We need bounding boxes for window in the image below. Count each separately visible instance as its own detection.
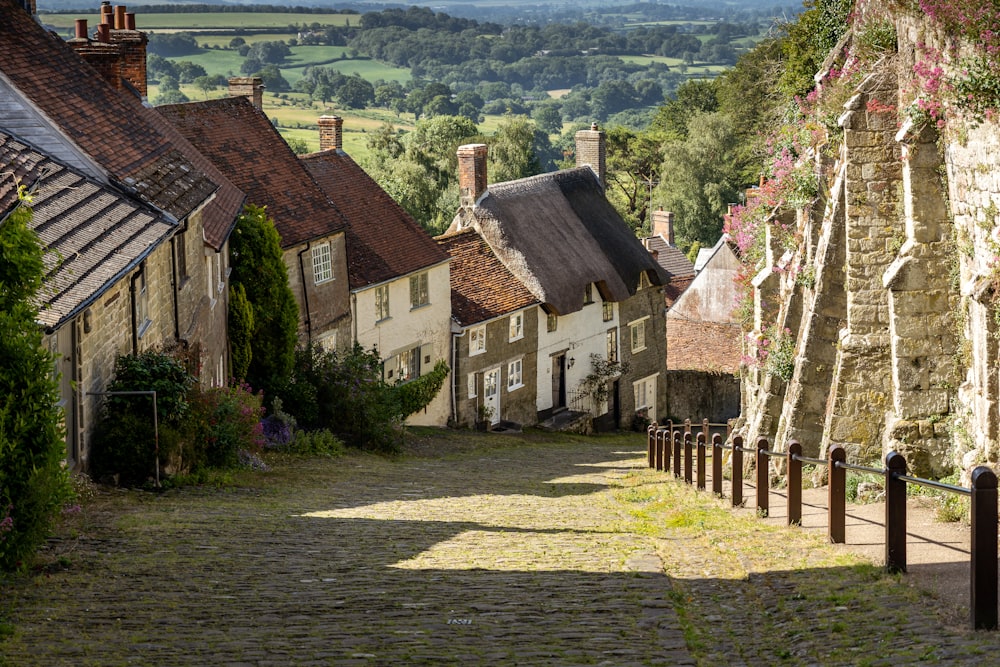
[317,331,337,352]
[176,231,188,284]
[312,243,333,284]
[509,312,523,341]
[470,325,486,355]
[387,346,420,383]
[607,328,618,363]
[584,283,594,304]
[375,285,390,321]
[629,317,648,353]
[507,358,523,390]
[467,373,477,398]
[602,300,614,322]
[546,312,558,332]
[633,375,657,422]
[410,272,429,308]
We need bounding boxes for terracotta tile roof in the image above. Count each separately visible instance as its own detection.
[458,168,669,315]
[0,2,242,249]
[664,275,694,308]
[666,320,742,374]
[157,97,346,248]
[301,149,449,289]
[644,234,695,279]
[436,228,538,327]
[0,131,176,330]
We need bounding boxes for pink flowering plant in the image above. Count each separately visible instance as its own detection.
[189,381,266,470]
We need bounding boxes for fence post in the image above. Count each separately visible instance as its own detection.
[828,445,846,544]
[673,430,682,479]
[787,441,802,526]
[970,466,998,630]
[732,435,744,507]
[702,418,710,450]
[756,437,769,517]
[665,421,674,473]
[684,432,693,484]
[647,423,656,468]
[885,451,907,574]
[697,432,706,490]
[712,434,723,496]
[655,427,664,471]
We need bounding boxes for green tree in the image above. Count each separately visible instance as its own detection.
[0,190,73,570]
[532,103,563,135]
[487,115,541,182]
[605,126,664,234]
[194,75,217,99]
[655,111,742,250]
[228,204,299,398]
[228,282,254,382]
[336,76,375,109]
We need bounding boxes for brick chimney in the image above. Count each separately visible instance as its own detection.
[69,4,148,98]
[457,143,488,209]
[228,76,264,110]
[575,122,606,189]
[651,208,676,246]
[318,115,343,152]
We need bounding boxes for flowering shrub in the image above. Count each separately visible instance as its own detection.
[743,326,795,381]
[189,381,265,470]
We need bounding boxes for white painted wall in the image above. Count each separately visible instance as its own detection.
[535,297,617,414]
[352,260,452,426]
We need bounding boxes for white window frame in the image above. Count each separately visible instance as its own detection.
[312,242,333,284]
[607,328,618,363]
[602,300,614,322]
[507,358,523,391]
[470,325,486,356]
[387,345,420,383]
[375,284,390,321]
[629,317,648,353]
[546,312,558,332]
[508,312,524,342]
[409,272,429,309]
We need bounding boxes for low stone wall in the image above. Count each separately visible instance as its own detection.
[666,370,740,424]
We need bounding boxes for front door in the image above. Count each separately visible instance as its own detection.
[551,353,566,410]
[484,367,501,425]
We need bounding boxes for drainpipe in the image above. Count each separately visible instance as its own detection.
[297,242,312,342]
[169,236,180,341]
[129,271,140,355]
[351,291,358,344]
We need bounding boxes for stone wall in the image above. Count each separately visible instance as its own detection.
[665,370,740,424]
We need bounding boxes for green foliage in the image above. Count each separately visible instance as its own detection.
[103,350,196,423]
[487,115,543,182]
[0,198,74,570]
[282,429,346,457]
[187,383,265,469]
[228,282,254,383]
[605,125,665,234]
[577,354,630,407]
[229,204,299,398]
[393,360,450,419]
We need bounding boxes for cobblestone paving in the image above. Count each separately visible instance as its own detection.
[1,432,996,666]
[1,436,693,666]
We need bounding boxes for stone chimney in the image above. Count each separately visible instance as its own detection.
[318,115,343,152]
[457,143,488,209]
[575,122,606,189]
[651,208,676,246]
[228,76,264,110]
[69,4,148,98]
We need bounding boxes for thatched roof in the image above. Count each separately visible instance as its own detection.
[462,167,668,315]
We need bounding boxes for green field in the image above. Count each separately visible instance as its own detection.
[39,12,355,31]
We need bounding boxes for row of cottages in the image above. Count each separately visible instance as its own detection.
[155,92,454,426]
[440,132,670,431]
[0,0,245,469]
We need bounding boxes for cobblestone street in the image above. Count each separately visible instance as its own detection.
[0,431,993,665]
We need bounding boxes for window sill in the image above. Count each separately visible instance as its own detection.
[507,382,524,392]
[631,346,646,354]
[136,318,152,339]
[470,349,486,357]
[410,302,431,311]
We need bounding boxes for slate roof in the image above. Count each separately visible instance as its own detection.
[0,1,242,249]
[436,228,538,328]
[301,148,448,290]
[666,320,742,374]
[157,97,347,248]
[0,131,176,330]
[454,167,669,316]
[644,234,695,279]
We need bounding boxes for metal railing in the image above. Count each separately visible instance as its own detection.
[645,421,999,631]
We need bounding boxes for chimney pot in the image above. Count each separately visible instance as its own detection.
[96,22,110,43]
[125,12,136,30]
[74,18,88,40]
[114,5,126,30]
[457,143,488,209]
[318,115,343,152]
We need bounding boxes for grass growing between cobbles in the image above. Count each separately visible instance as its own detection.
[613,466,990,666]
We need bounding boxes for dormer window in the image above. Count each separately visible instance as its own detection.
[312,242,333,284]
[410,272,429,309]
[509,312,524,341]
[584,283,594,304]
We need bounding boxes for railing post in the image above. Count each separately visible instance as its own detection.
[647,423,656,468]
[696,432,706,490]
[684,432,693,484]
[702,418,709,450]
[732,435,744,507]
[970,466,998,630]
[673,430,682,479]
[665,420,674,473]
[787,441,802,526]
[828,445,846,544]
[655,427,664,471]
[712,434,723,496]
[885,451,907,574]
[756,437,769,517]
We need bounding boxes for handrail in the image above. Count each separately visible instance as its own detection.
[643,422,999,630]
